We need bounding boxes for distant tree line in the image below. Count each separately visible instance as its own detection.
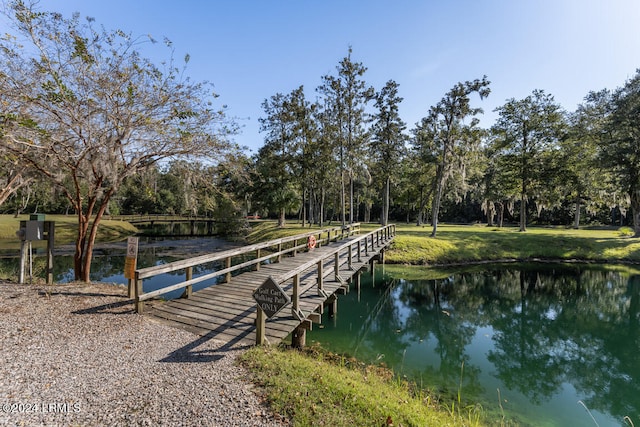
[3,2,640,282]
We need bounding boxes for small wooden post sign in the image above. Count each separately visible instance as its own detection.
[253,277,290,319]
[125,236,138,298]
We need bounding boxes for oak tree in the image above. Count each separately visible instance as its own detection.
[492,90,564,232]
[0,1,236,281]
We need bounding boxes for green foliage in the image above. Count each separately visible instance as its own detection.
[491,90,566,232]
[413,76,490,236]
[0,1,236,280]
[600,70,640,235]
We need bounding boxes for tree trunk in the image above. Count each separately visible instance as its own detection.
[74,213,89,281]
[519,192,527,232]
[382,176,389,226]
[573,199,581,229]
[301,187,306,225]
[349,173,354,224]
[416,187,424,226]
[431,165,446,237]
[632,190,640,237]
[319,188,325,227]
[278,207,285,228]
[340,170,346,227]
[486,200,495,227]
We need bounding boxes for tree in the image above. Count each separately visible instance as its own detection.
[601,70,640,236]
[0,97,39,208]
[415,77,490,237]
[257,90,300,227]
[370,80,407,225]
[310,98,341,226]
[317,47,374,225]
[480,138,520,227]
[492,90,564,232]
[562,91,614,228]
[0,2,236,281]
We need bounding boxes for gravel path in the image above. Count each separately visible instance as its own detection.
[0,281,289,426]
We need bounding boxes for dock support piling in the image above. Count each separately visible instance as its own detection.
[135,276,144,313]
[225,257,231,283]
[182,266,193,298]
[291,324,307,349]
[327,294,338,317]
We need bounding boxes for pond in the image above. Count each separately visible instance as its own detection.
[0,237,237,299]
[306,263,640,427]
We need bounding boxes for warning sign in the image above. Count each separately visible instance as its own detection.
[124,236,139,279]
[124,256,137,279]
[253,277,290,318]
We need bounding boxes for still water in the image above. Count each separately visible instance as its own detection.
[307,263,640,427]
[0,237,234,299]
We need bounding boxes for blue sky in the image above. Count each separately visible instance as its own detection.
[5,1,640,153]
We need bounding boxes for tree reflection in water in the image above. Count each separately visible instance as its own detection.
[308,263,640,426]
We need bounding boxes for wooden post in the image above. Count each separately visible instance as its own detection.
[357,240,361,262]
[256,248,261,271]
[317,260,324,295]
[45,221,55,285]
[292,274,301,319]
[19,240,27,284]
[277,243,282,262]
[291,324,306,349]
[293,239,297,257]
[135,274,144,313]
[334,252,340,281]
[354,272,361,291]
[182,266,193,298]
[327,294,338,317]
[225,256,231,283]
[256,306,266,345]
[348,245,353,270]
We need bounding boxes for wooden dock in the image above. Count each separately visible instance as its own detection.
[134,224,395,348]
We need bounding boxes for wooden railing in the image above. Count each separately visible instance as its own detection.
[132,223,362,312]
[109,214,213,223]
[254,224,396,344]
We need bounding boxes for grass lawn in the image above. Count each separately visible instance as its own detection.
[0,214,138,248]
[248,220,640,265]
[240,345,483,427]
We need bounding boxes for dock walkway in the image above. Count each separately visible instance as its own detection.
[134,224,395,347]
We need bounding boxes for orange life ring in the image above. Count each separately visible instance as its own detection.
[307,235,317,250]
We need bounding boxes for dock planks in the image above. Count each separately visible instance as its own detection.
[144,233,393,348]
